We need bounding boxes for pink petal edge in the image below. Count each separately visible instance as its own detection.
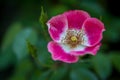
[47,14,68,42]
[70,43,101,56]
[48,41,79,63]
[63,10,91,29]
[83,18,105,46]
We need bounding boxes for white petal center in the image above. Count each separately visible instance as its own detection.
[59,29,89,53]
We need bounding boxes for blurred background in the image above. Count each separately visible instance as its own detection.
[0,0,120,80]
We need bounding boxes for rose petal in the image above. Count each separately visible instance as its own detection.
[70,43,101,56]
[48,41,79,63]
[47,14,68,42]
[60,44,86,53]
[83,18,105,46]
[64,10,90,29]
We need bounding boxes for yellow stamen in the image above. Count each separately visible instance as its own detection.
[71,36,77,42]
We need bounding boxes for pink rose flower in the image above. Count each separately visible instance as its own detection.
[46,10,105,63]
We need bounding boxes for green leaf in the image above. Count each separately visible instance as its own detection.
[39,6,49,41]
[1,22,22,51]
[109,52,120,72]
[38,70,51,80]
[39,6,48,26]
[70,59,92,69]
[70,68,98,80]
[79,1,104,17]
[13,28,38,60]
[50,66,67,80]
[9,58,33,80]
[104,18,120,42]
[60,0,78,5]
[0,46,16,70]
[37,39,54,67]
[27,41,37,58]
[91,53,112,80]
[49,5,68,16]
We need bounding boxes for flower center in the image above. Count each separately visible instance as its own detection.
[71,36,77,42]
[61,29,85,48]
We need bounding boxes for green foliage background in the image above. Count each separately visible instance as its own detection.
[0,0,120,80]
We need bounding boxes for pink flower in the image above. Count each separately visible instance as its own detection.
[46,10,105,63]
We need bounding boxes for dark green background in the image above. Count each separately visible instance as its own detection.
[0,0,120,80]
